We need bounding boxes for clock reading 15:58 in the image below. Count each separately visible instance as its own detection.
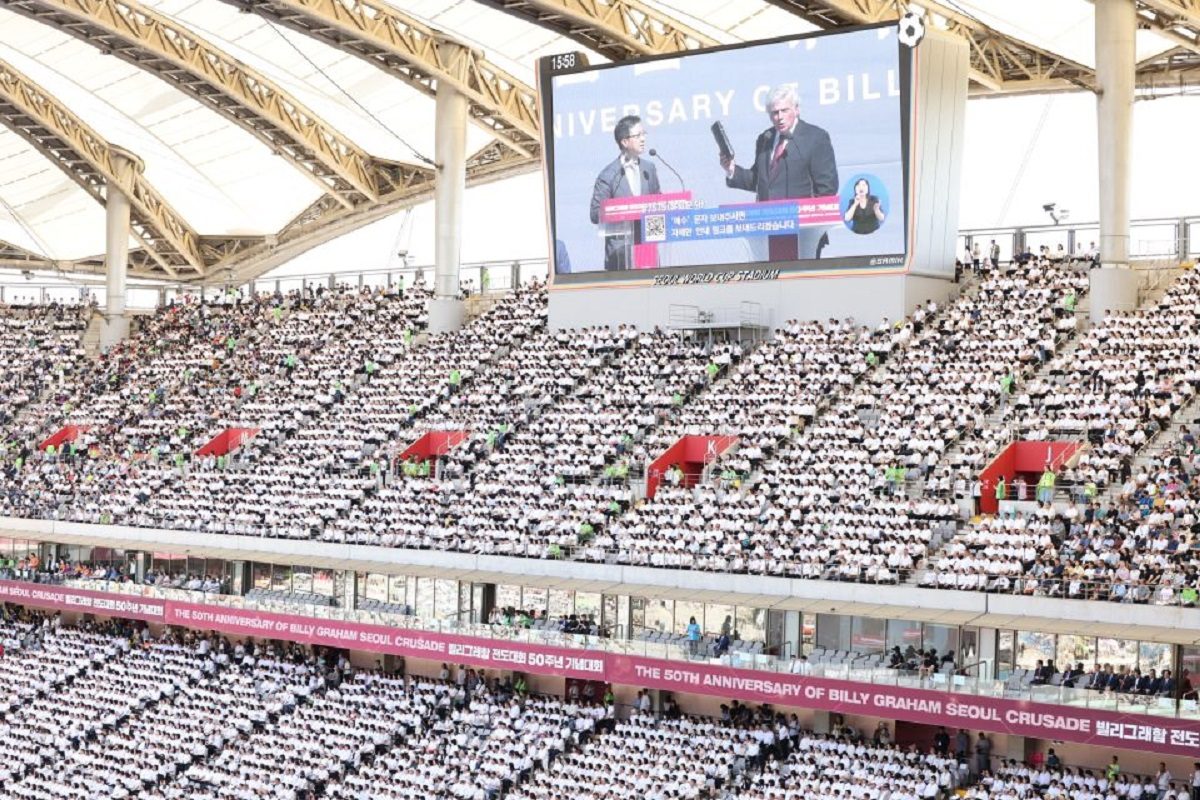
[549,52,581,72]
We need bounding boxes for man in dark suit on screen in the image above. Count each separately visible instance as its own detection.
[590,115,662,271]
[721,85,838,260]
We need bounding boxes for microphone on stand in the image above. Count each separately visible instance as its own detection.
[649,148,685,192]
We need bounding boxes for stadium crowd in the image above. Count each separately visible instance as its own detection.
[0,260,1198,602]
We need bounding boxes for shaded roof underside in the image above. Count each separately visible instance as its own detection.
[0,0,1196,282]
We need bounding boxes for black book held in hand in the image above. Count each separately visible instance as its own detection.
[711,121,734,161]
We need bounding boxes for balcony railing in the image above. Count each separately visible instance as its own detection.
[50,576,1200,722]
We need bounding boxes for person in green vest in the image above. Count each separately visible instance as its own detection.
[1063,289,1077,314]
[272,305,283,322]
[1181,585,1198,607]
[1036,469,1056,504]
[671,391,683,406]
[705,361,719,380]
[365,359,378,377]
[418,460,431,478]
[225,335,237,352]
[613,461,628,480]
[514,675,527,695]
[174,452,185,471]
[994,475,1006,503]
[45,444,56,460]
[578,521,594,542]
[285,353,298,373]
[999,372,1014,406]
[547,542,563,559]
[404,328,414,346]
[449,369,462,387]
[480,266,491,292]
[866,350,879,367]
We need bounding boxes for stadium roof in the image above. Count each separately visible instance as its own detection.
[0,0,1197,283]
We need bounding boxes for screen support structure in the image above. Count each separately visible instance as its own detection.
[430,83,468,333]
[101,148,135,350]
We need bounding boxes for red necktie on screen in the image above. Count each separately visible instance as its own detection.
[769,136,788,179]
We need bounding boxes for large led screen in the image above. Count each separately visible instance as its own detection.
[539,24,912,283]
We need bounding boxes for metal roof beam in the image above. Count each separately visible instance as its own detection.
[764,0,1096,94]
[1134,0,1200,54]
[221,0,541,159]
[473,0,717,59]
[217,142,534,285]
[5,0,386,208]
[0,56,205,276]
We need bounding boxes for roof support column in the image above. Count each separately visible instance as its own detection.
[1091,0,1139,322]
[100,149,136,350]
[429,82,468,333]
[1095,0,1135,270]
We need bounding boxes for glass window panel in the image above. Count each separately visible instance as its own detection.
[1180,646,1200,694]
[415,578,435,619]
[736,607,767,643]
[496,584,521,611]
[1139,642,1172,674]
[362,573,387,602]
[886,619,922,651]
[1189,222,1200,255]
[604,595,620,631]
[1016,631,1056,670]
[997,630,1015,674]
[630,597,645,631]
[801,614,815,656]
[434,579,459,620]
[574,592,601,619]
[853,617,887,654]
[643,598,673,634]
[521,587,548,613]
[387,576,406,606]
[271,564,291,592]
[312,569,335,597]
[960,628,979,668]
[1057,635,1096,671]
[676,600,705,637]
[816,614,852,652]
[460,584,474,621]
[252,563,272,591]
[548,590,574,619]
[1096,638,1138,670]
[706,604,735,638]
[292,567,313,595]
[923,625,960,661]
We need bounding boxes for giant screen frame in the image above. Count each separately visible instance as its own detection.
[538,22,916,288]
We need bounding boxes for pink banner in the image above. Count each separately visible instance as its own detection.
[0,580,165,621]
[6,583,1200,757]
[600,192,693,223]
[165,602,606,680]
[607,655,1200,758]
